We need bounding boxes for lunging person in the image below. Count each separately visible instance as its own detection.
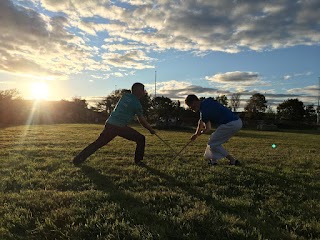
[73,83,155,166]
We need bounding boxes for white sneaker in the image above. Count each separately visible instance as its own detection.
[204,145,213,159]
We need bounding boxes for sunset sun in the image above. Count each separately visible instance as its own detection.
[31,82,49,100]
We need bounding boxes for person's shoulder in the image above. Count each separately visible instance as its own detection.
[123,92,135,100]
[202,97,216,105]
[127,93,142,105]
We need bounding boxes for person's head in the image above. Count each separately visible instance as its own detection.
[185,94,200,112]
[131,82,146,99]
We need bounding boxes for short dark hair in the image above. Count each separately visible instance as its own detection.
[131,82,144,93]
[185,94,199,106]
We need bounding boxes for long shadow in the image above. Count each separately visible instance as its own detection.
[80,163,317,239]
[79,165,187,238]
[141,165,291,239]
[232,165,319,239]
[243,165,320,197]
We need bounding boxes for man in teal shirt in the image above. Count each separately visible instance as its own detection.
[73,83,156,165]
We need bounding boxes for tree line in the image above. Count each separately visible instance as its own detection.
[0,89,318,129]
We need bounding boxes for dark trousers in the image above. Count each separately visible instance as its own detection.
[76,123,145,162]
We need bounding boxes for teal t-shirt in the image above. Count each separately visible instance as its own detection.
[106,93,143,127]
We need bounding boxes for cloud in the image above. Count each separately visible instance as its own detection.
[113,72,124,77]
[102,43,144,52]
[38,0,320,54]
[145,80,233,101]
[102,50,155,69]
[204,71,270,92]
[282,71,313,80]
[144,80,318,108]
[85,80,318,108]
[0,0,93,79]
[205,71,260,83]
[283,75,291,80]
[288,85,319,96]
[2,0,320,83]
[128,0,319,53]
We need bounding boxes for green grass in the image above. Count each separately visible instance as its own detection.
[0,124,319,240]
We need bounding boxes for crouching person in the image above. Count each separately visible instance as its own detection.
[185,94,242,166]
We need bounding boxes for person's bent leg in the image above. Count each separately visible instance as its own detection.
[208,119,242,165]
[73,124,117,165]
[117,127,145,164]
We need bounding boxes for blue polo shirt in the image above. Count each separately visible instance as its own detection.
[200,98,239,126]
[106,93,143,127]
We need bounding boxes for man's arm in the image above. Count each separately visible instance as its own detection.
[137,115,156,134]
[190,120,211,141]
[202,121,211,134]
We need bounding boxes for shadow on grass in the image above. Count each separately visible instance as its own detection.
[243,165,320,198]
[230,165,320,239]
[80,163,318,239]
[142,165,292,239]
[79,165,188,239]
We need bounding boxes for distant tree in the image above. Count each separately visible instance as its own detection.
[0,89,21,126]
[0,89,20,100]
[244,93,267,119]
[230,93,241,112]
[216,95,228,107]
[140,92,152,121]
[304,105,317,123]
[70,97,89,122]
[72,97,88,109]
[151,96,182,125]
[96,89,130,114]
[277,98,305,121]
[264,106,276,121]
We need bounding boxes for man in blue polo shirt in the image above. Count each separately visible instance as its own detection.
[185,94,242,166]
[73,83,155,166]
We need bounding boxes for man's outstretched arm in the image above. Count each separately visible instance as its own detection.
[137,115,156,134]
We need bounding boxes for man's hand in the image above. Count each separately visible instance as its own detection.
[190,134,198,141]
[190,130,205,141]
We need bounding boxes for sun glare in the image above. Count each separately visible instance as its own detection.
[31,82,49,100]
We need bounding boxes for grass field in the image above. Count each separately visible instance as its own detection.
[0,124,319,240]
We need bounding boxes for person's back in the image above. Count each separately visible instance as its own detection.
[106,92,143,127]
[200,98,238,126]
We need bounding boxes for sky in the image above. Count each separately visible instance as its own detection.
[1,0,320,109]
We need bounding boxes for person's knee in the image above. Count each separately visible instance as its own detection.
[136,134,145,145]
[210,145,224,153]
[209,145,219,152]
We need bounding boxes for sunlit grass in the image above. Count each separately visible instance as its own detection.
[0,124,319,239]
